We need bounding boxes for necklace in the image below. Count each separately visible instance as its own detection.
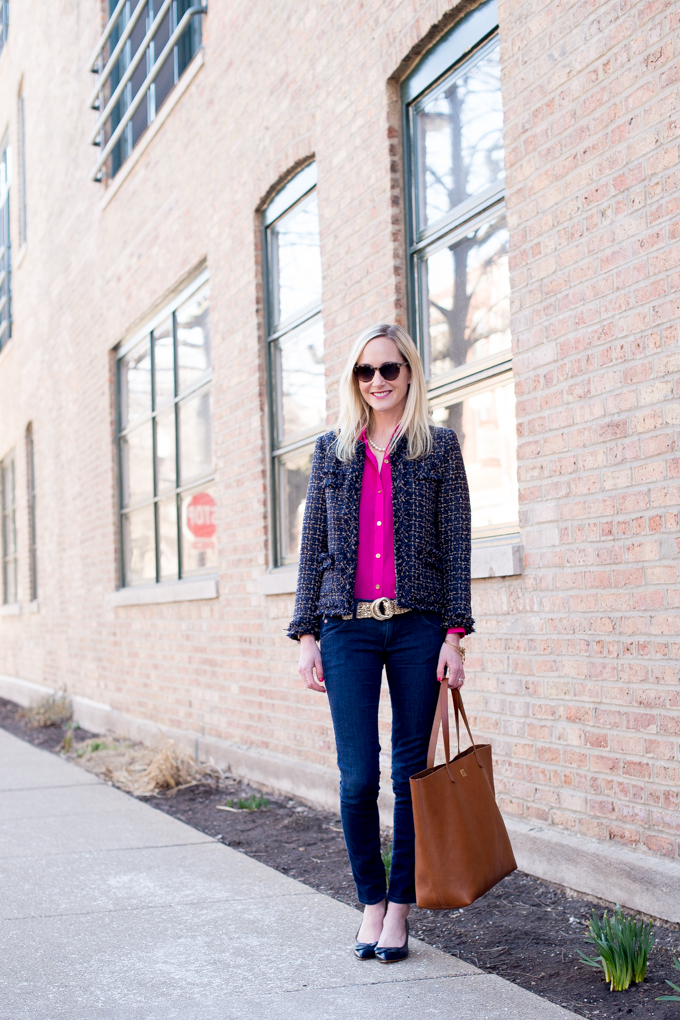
[368,436,389,452]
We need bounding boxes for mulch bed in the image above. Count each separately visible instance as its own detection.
[2,695,679,1019]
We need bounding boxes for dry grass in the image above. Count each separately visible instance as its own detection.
[19,691,73,729]
[69,737,222,796]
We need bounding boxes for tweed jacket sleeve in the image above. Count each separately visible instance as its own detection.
[437,429,474,633]
[287,436,328,640]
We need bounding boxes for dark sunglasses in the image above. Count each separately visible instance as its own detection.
[353,361,409,383]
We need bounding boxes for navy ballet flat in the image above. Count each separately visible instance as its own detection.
[375,920,409,963]
[354,928,379,960]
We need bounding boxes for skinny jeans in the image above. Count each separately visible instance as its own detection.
[319,609,443,904]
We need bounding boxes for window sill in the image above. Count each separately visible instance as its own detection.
[0,603,21,616]
[257,568,298,596]
[28,599,39,614]
[256,538,524,595]
[109,574,219,607]
[101,48,205,210]
[471,536,523,579]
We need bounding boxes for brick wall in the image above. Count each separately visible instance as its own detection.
[489,0,680,854]
[0,0,677,864]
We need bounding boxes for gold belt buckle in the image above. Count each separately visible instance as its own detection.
[370,597,394,621]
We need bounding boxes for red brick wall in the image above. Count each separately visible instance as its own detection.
[0,0,677,861]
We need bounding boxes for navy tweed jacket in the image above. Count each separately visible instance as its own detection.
[288,427,474,640]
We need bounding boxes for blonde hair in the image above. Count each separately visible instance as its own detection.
[334,323,433,462]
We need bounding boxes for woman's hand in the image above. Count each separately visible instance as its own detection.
[437,636,465,690]
[298,634,326,693]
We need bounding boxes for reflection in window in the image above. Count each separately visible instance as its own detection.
[426,215,510,379]
[116,276,215,586]
[264,164,326,565]
[432,381,518,536]
[415,41,504,232]
[277,447,314,564]
[270,192,323,327]
[406,10,518,542]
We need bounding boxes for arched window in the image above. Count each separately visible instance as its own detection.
[403,0,519,543]
[263,163,326,565]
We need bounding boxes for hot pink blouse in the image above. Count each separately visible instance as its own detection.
[354,432,464,635]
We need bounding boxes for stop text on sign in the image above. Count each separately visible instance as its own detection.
[186,492,216,539]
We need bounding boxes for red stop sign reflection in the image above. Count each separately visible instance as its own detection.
[186,492,216,538]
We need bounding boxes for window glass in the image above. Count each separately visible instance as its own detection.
[407,21,517,542]
[153,318,175,408]
[180,483,217,575]
[178,387,213,484]
[158,496,179,581]
[271,191,322,328]
[1,455,17,603]
[117,276,214,586]
[120,423,154,506]
[177,282,210,394]
[432,380,518,534]
[277,446,314,565]
[265,167,326,567]
[155,407,176,492]
[424,214,510,380]
[120,339,152,428]
[415,41,504,232]
[273,316,326,445]
[122,505,156,586]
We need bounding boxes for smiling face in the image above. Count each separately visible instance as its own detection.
[356,336,412,419]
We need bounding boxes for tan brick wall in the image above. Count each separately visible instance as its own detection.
[488,0,680,854]
[0,0,677,862]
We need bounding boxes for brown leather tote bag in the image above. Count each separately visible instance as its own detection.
[410,683,517,909]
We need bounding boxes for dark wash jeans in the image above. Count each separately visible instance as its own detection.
[319,608,444,904]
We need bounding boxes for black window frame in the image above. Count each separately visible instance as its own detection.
[262,162,326,568]
[402,0,520,542]
[115,269,214,588]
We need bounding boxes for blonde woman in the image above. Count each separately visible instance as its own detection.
[288,323,473,962]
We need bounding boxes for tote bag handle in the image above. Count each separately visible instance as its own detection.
[426,682,485,777]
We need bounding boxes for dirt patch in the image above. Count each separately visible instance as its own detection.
[0,695,96,750]
[2,696,678,1019]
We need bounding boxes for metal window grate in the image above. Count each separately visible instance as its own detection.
[88,0,207,181]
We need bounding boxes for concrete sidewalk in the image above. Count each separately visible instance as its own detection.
[0,729,580,1020]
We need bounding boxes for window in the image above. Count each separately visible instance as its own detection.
[0,135,10,350]
[88,0,206,181]
[0,0,7,56]
[17,91,26,246]
[1,453,17,604]
[403,0,518,539]
[116,272,214,587]
[26,424,36,600]
[263,164,326,566]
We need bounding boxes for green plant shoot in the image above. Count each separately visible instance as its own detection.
[381,842,392,886]
[656,956,680,1002]
[578,905,655,992]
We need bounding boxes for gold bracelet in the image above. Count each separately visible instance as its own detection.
[445,641,465,662]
